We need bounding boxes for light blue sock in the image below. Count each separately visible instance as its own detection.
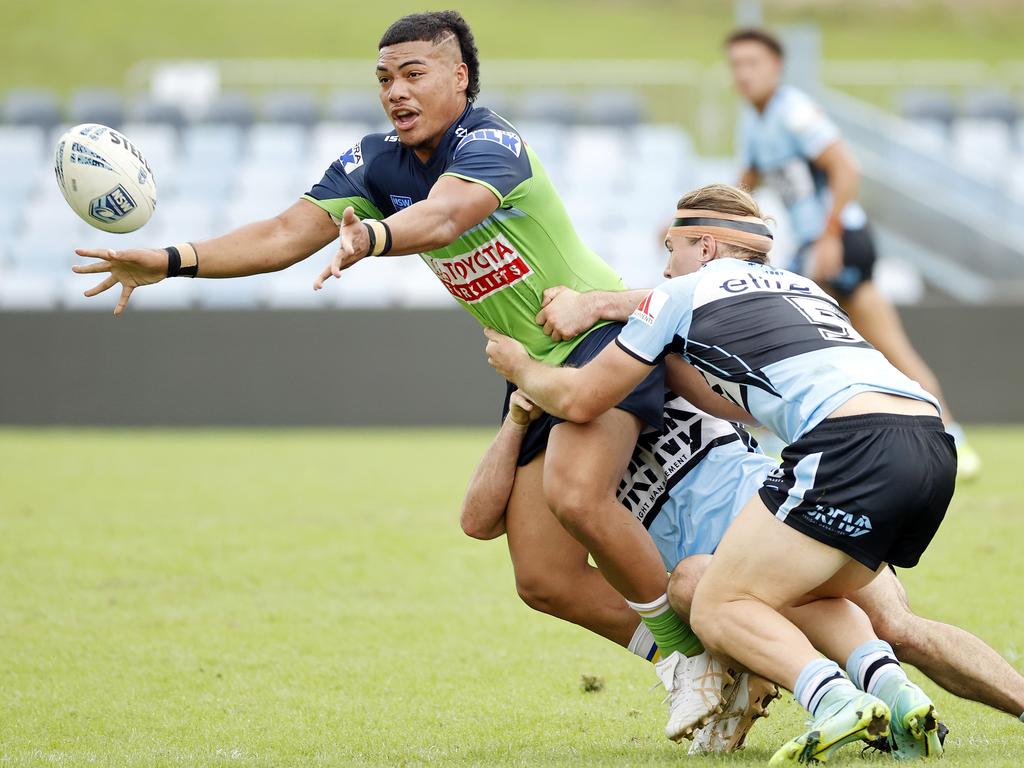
[946,422,966,445]
[795,658,853,716]
[846,639,908,698]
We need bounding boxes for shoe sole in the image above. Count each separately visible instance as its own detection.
[900,703,943,759]
[727,677,781,752]
[666,668,737,742]
[769,701,891,765]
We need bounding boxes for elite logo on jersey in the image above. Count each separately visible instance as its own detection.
[390,194,412,210]
[423,235,532,304]
[339,142,364,173]
[631,289,669,326]
[455,129,522,158]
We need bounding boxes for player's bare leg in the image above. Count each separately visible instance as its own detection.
[504,451,640,646]
[852,567,1024,719]
[544,409,721,738]
[689,498,903,764]
[543,409,667,602]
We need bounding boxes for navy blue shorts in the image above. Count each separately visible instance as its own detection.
[798,225,877,298]
[759,414,956,570]
[501,322,666,467]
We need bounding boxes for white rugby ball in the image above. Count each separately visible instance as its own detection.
[54,123,157,233]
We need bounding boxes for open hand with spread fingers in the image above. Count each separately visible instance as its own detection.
[71,247,168,316]
[313,206,373,290]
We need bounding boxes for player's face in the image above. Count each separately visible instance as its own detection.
[663,232,707,278]
[377,40,469,156]
[728,41,782,106]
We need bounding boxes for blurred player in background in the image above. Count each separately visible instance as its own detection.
[725,27,981,479]
[71,11,707,715]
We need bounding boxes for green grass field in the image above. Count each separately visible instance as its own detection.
[5,1,1024,94]
[1,427,1022,767]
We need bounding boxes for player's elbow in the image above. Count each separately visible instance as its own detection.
[560,397,602,424]
[460,503,505,540]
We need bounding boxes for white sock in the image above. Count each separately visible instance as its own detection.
[795,658,854,716]
[625,592,670,619]
[846,639,908,697]
[627,622,659,662]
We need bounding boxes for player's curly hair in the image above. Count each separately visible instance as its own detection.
[379,11,481,102]
[676,184,771,263]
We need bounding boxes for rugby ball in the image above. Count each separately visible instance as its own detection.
[54,123,157,233]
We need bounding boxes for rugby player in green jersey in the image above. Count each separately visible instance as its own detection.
[72,11,711,732]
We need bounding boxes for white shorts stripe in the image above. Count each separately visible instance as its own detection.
[775,451,823,522]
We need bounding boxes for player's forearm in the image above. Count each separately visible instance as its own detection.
[378,199,466,256]
[588,289,651,323]
[739,168,761,192]
[195,217,321,278]
[821,147,860,227]
[460,418,527,540]
[515,363,606,423]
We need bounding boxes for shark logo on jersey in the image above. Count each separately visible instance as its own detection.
[339,142,364,173]
[390,194,412,210]
[804,505,872,538]
[631,289,669,326]
[455,129,522,157]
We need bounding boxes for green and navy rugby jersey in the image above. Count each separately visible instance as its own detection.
[303,103,625,365]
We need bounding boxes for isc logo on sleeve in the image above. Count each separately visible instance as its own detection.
[631,289,669,326]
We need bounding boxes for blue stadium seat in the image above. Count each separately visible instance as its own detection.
[520,89,580,125]
[129,96,187,128]
[897,88,955,138]
[68,88,125,128]
[263,90,320,127]
[325,90,385,125]
[246,123,308,166]
[201,91,255,127]
[582,89,647,127]
[3,89,62,130]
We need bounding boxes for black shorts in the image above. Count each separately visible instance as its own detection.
[501,322,666,467]
[799,225,877,298]
[758,414,956,570]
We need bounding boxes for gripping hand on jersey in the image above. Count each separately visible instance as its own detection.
[536,287,598,342]
[313,206,372,290]
[485,328,531,383]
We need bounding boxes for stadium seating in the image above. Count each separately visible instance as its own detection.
[7,83,1007,310]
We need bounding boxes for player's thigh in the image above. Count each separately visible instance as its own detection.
[843,283,927,371]
[543,407,642,503]
[848,566,913,631]
[505,451,590,582]
[695,493,869,610]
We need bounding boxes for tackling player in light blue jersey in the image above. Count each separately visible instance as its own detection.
[726,27,980,478]
[486,184,959,763]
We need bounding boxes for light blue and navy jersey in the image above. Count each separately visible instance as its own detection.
[617,392,772,570]
[615,259,939,444]
[740,85,866,249]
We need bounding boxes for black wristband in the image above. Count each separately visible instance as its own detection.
[165,244,198,277]
[165,246,181,277]
[379,220,393,256]
[362,223,377,256]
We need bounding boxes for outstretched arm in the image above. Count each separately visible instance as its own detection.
[485,329,653,423]
[461,391,542,540]
[314,176,499,288]
[73,198,339,315]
